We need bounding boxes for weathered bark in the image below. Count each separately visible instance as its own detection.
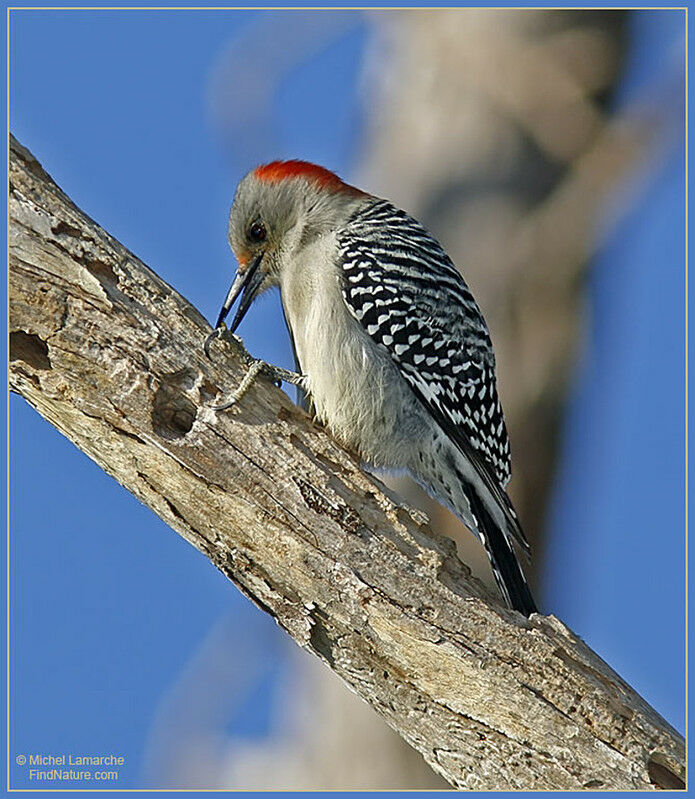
[9,134,685,791]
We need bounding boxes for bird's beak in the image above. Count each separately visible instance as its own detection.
[214,253,265,333]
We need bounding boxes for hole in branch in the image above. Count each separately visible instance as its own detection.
[10,331,51,370]
[151,370,197,440]
[647,753,685,790]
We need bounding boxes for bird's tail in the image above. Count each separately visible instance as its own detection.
[467,490,537,616]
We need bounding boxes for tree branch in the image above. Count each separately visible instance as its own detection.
[8,134,685,790]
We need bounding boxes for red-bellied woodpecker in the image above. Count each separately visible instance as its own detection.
[206,160,538,616]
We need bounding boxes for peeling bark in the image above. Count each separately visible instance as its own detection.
[8,135,685,790]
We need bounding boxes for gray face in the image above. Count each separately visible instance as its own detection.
[227,172,305,283]
[213,171,310,332]
[214,168,360,333]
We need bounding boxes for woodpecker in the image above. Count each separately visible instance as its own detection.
[206,160,537,616]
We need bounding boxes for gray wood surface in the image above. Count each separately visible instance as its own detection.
[9,135,685,790]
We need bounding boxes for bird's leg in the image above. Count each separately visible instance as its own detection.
[204,325,306,411]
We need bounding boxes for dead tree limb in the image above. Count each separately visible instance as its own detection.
[8,135,685,791]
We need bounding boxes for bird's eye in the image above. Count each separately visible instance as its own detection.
[248,222,267,243]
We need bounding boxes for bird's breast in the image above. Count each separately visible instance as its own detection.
[280,246,425,466]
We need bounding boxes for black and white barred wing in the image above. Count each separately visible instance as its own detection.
[338,199,529,553]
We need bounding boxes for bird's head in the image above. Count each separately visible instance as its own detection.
[212,160,366,333]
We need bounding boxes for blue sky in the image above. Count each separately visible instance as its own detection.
[8,8,686,791]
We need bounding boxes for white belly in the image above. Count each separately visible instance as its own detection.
[280,239,425,467]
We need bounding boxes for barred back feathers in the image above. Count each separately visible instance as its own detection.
[338,199,512,488]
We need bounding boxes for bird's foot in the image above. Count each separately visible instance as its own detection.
[204,325,305,411]
[204,323,253,365]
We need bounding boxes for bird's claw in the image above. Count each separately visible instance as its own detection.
[204,324,251,365]
[207,356,268,412]
[204,326,306,411]
[209,396,239,412]
[204,323,226,361]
